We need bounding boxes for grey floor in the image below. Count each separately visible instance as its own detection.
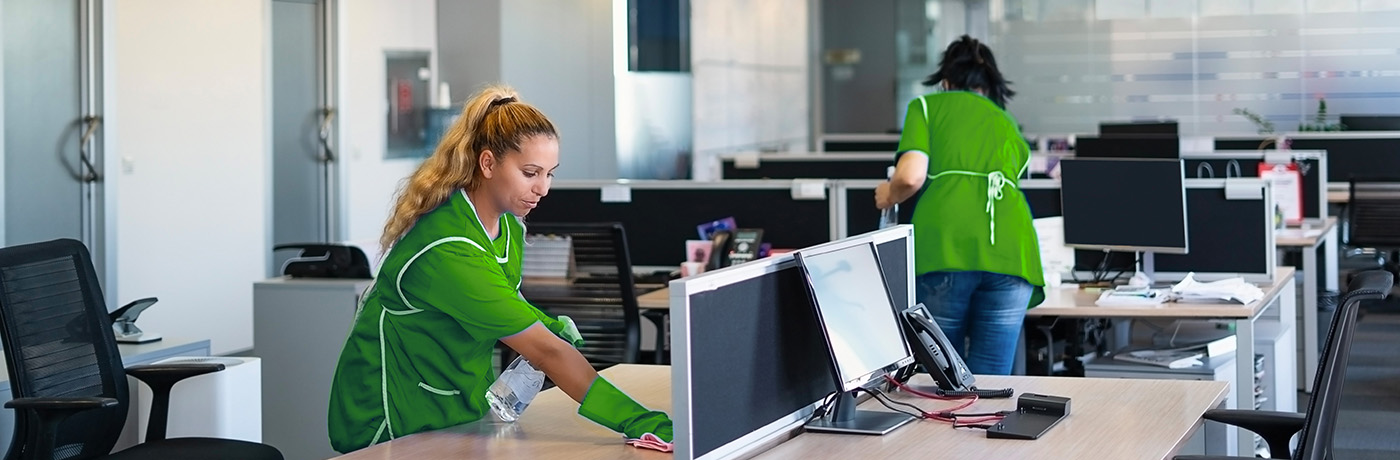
[1319,300,1400,459]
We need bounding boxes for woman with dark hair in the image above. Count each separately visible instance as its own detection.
[875,36,1043,375]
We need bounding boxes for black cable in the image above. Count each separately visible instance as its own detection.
[859,388,926,420]
[868,388,931,417]
[807,391,839,423]
[954,424,998,430]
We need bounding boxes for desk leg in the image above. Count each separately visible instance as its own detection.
[1234,317,1255,457]
[1324,226,1340,292]
[1302,245,1319,392]
[642,311,668,364]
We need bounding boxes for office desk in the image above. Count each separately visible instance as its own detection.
[636,286,671,310]
[757,375,1228,460]
[331,365,673,460]
[1275,217,1340,390]
[331,365,1227,460]
[1029,267,1296,456]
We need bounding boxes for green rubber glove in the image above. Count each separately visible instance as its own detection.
[556,315,584,347]
[578,376,673,442]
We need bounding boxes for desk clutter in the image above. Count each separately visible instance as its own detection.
[1092,273,1267,306]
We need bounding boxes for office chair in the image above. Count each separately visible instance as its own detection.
[0,239,283,460]
[520,222,645,369]
[1343,179,1400,282]
[1175,269,1393,460]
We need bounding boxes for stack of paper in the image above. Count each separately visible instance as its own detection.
[1171,273,1265,304]
[1094,289,1170,307]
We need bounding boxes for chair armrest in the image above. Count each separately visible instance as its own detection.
[1200,409,1305,459]
[4,396,117,411]
[5,397,118,459]
[126,362,226,442]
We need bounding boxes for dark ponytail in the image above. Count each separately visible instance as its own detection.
[923,35,1015,109]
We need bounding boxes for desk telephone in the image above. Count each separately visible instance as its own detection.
[897,303,1013,398]
[705,229,764,270]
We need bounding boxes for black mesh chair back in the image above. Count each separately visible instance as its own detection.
[522,222,641,369]
[1346,179,1400,248]
[0,239,128,460]
[1294,270,1392,460]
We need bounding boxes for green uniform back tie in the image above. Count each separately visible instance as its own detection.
[927,170,1013,245]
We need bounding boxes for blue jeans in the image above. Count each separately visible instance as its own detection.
[916,271,1032,375]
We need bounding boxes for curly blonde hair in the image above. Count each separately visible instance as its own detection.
[380,84,557,252]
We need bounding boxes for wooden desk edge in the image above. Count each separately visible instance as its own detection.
[1276,216,1337,247]
[1029,266,1295,318]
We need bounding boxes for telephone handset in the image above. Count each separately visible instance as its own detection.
[900,303,1013,398]
[706,230,733,271]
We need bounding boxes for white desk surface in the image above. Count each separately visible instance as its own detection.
[1275,217,1337,248]
[331,365,1227,460]
[1028,266,1294,319]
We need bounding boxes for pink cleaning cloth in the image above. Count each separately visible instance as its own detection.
[625,433,674,453]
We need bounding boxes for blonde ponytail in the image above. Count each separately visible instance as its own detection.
[379,84,557,252]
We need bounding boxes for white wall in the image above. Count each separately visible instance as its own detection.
[501,0,617,180]
[105,0,271,355]
[338,0,437,243]
[691,0,810,181]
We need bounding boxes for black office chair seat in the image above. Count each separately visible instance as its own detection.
[103,438,282,460]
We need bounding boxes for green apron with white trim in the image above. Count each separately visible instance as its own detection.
[897,91,1045,307]
[327,190,570,453]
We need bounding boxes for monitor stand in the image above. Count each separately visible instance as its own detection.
[805,391,916,435]
[1127,251,1157,287]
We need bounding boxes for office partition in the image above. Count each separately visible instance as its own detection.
[1073,179,1276,283]
[1216,133,1400,184]
[719,152,892,180]
[526,180,837,267]
[1182,150,1327,219]
[836,178,1060,238]
[670,226,914,460]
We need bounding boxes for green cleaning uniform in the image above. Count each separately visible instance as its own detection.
[898,91,1045,307]
[327,190,573,453]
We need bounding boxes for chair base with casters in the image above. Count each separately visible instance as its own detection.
[0,238,283,460]
[1174,270,1393,460]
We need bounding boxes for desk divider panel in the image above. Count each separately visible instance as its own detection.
[720,153,893,180]
[671,226,914,460]
[836,179,1061,238]
[1071,179,1275,283]
[1216,134,1400,184]
[525,180,837,267]
[1182,150,1327,220]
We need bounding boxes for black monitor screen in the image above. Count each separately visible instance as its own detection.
[1074,135,1179,159]
[1287,138,1400,183]
[797,242,911,391]
[1059,159,1188,252]
[1339,115,1400,132]
[1100,121,1179,136]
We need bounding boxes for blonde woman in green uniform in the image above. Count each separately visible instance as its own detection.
[875,36,1043,375]
[327,85,670,453]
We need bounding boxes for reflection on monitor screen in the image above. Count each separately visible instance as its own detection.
[799,242,912,390]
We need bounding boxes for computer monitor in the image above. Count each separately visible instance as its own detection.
[1073,135,1180,159]
[1099,120,1179,136]
[1059,158,1188,282]
[1339,115,1400,131]
[795,239,916,435]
